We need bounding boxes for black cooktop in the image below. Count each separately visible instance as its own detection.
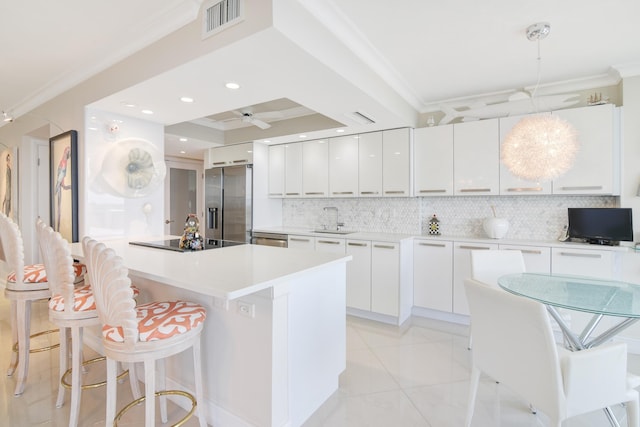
[129,238,245,252]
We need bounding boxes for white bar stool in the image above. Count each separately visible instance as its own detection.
[82,237,208,427]
[0,212,83,396]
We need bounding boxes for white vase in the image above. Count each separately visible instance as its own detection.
[483,217,509,239]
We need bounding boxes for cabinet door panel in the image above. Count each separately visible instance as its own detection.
[413,240,453,312]
[346,240,372,310]
[287,234,314,250]
[499,244,551,274]
[371,242,399,316]
[452,242,498,315]
[499,114,552,195]
[454,119,499,196]
[314,237,346,254]
[329,135,359,197]
[358,132,383,197]
[552,104,616,194]
[284,144,303,197]
[268,145,285,197]
[414,126,454,196]
[302,140,329,197]
[382,128,411,197]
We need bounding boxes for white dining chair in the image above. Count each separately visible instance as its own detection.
[82,237,208,427]
[464,278,639,427]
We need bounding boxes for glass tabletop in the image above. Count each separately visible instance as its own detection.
[498,273,640,318]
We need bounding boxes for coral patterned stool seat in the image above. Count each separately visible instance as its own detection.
[0,213,85,396]
[82,236,208,427]
[36,219,140,427]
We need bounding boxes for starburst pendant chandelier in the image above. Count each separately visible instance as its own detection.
[502,22,579,182]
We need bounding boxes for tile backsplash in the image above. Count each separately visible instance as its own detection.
[282,195,617,240]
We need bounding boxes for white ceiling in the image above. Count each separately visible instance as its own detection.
[2,0,640,159]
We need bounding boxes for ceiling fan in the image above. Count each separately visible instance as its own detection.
[225,108,284,130]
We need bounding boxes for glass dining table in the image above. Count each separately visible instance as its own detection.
[498,272,640,427]
[498,272,640,351]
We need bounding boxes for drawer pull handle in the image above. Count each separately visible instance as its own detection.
[374,244,395,249]
[520,249,542,255]
[418,242,446,248]
[419,189,447,193]
[360,191,379,195]
[285,192,300,196]
[290,238,310,242]
[212,161,226,166]
[305,192,325,195]
[269,193,283,196]
[348,242,367,247]
[559,252,602,258]
[332,191,354,195]
[459,245,491,250]
[459,188,491,193]
[506,187,543,192]
[384,191,405,194]
[232,159,249,163]
[559,186,603,191]
[317,240,340,245]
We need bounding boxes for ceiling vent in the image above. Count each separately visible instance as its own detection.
[202,0,243,39]
[346,111,376,125]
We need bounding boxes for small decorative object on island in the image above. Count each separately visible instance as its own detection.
[428,214,441,235]
[483,205,509,239]
[179,214,204,250]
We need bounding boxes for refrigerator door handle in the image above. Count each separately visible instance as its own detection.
[208,207,218,229]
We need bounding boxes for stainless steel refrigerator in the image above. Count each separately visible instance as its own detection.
[205,164,253,243]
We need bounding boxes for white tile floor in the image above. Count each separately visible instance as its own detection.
[1,296,637,426]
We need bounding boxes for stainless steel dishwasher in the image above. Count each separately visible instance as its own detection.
[251,231,288,248]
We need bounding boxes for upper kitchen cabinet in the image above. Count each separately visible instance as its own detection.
[302,139,329,197]
[414,125,454,196]
[453,119,500,196]
[358,132,383,197]
[268,144,285,197]
[208,142,253,168]
[284,143,303,198]
[329,135,359,197]
[499,113,552,195]
[382,128,413,197]
[551,104,619,195]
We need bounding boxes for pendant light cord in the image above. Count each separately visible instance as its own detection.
[531,38,542,113]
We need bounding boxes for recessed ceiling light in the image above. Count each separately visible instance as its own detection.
[121,101,137,108]
[263,140,271,143]
[299,134,307,138]
[141,109,154,115]
[180,97,194,103]
[179,138,188,142]
[179,150,186,154]
[225,82,240,90]
[336,129,345,133]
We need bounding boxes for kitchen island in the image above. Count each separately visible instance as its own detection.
[69,238,350,427]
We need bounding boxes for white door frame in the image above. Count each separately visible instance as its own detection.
[163,157,204,236]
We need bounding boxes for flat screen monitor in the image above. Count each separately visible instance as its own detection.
[567,208,633,245]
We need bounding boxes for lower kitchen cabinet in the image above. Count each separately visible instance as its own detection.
[287,234,314,250]
[346,240,371,311]
[499,244,551,274]
[452,241,498,315]
[314,236,346,253]
[371,242,400,316]
[413,239,453,312]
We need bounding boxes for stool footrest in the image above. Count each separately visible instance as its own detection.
[12,329,59,354]
[61,356,129,390]
[115,390,197,427]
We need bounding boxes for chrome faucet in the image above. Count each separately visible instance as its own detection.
[323,206,343,230]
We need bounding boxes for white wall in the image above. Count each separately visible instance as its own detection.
[84,108,165,238]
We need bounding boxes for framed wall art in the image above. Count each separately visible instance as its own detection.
[50,130,78,242]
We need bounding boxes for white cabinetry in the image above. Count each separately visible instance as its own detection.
[346,240,372,311]
[268,145,285,197]
[499,114,552,195]
[453,119,500,196]
[499,244,551,274]
[552,104,618,195]
[371,241,400,316]
[329,135,359,197]
[551,247,614,279]
[413,240,453,312]
[382,128,412,197]
[358,132,383,197]
[414,125,454,196]
[453,241,498,315]
[314,236,345,253]
[208,142,253,167]
[302,139,329,197]
[287,234,314,250]
[284,143,303,198]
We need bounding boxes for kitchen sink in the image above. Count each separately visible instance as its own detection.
[312,229,356,235]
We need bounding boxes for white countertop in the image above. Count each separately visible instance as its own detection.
[254,226,635,252]
[69,238,351,300]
